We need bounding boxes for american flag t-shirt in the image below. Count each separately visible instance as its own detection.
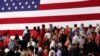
[0,0,100,36]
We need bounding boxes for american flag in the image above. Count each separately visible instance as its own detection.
[0,0,100,37]
[0,0,40,12]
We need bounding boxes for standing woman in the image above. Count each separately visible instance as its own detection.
[95,30,100,55]
[3,34,11,48]
[95,30,100,46]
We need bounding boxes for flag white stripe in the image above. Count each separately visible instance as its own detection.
[40,0,87,4]
[0,20,99,30]
[0,6,100,19]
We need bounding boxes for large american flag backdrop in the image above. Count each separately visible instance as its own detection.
[0,0,100,37]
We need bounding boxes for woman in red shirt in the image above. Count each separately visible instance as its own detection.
[88,32,95,42]
[3,34,11,47]
[95,30,100,45]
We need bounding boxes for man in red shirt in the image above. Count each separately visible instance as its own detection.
[31,27,38,39]
[40,24,46,40]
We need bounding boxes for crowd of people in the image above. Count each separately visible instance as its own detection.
[0,23,100,56]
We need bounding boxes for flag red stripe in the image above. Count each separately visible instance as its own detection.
[40,0,100,10]
[0,14,100,24]
[0,30,23,36]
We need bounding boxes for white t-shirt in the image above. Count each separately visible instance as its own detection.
[27,41,36,47]
[95,26,100,33]
[50,40,56,49]
[72,35,79,44]
[44,32,51,40]
[49,50,56,56]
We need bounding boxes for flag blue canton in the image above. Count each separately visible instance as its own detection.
[0,0,40,12]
